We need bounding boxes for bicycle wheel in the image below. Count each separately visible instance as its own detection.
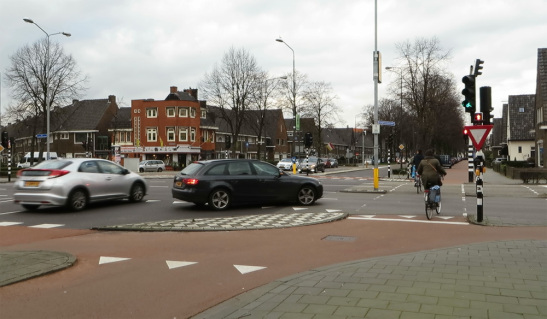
[415,177,422,193]
[436,201,442,214]
[424,191,434,220]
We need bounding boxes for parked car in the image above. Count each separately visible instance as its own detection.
[439,155,453,168]
[329,158,339,168]
[322,158,332,168]
[13,158,148,211]
[276,158,298,171]
[171,159,323,210]
[298,156,325,173]
[493,158,506,164]
[139,160,166,172]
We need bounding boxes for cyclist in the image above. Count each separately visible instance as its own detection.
[417,149,446,189]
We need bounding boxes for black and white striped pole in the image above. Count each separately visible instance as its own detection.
[468,139,474,183]
[474,154,485,222]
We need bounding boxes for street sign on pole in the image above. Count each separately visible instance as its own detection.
[36,134,48,139]
[0,145,4,153]
[464,125,493,150]
[378,120,395,126]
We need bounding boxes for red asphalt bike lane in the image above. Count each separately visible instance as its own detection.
[2,162,545,318]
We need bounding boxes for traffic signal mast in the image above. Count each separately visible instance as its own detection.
[462,75,476,115]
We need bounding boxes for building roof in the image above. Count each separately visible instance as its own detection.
[55,98,115,131]
[508,94,535,141]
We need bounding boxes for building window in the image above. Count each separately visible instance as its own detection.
[190,107,196,118]
[201,109,206,119]
[133,109,140,113]
[166,127,175,142]
[519,107,524,113]
[166,107,176,117]
[518,146,522,153]
[190,128,196,142]
[178,127,188,141]
[178,107,189,117]
[146,108,158,118]
[125,132,132,143]
[147,127,157,142]
[60,133,69,140]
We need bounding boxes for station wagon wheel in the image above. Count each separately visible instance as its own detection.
[66,189,88,211]
[157,168,163,172]
[297,186,316,205]
[208,188,230,210]
[129,182,145,202]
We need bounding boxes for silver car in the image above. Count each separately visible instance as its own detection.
[139,160,166,172]
[13,158,148,211]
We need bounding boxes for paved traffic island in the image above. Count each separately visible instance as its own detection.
[93,212,349,232]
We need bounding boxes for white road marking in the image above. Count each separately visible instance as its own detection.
[234,265,267,274]
[99,256,131,265]
[0,211,21,215]
[293,207,308,211]
[146,200,161,202]
[326,209,342,213]
[349,216,468,225]
[0,221,23,226]
[398,215,416,219]
[30,224,64,228]
[166,261,198,269]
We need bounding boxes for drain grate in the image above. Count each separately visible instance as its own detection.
[322,235,356,242]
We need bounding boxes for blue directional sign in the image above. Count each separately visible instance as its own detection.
[378,121,395,126]
[36,134,48,138]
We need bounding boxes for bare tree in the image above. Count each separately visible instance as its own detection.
[200,47,263,156]
[393,37,463,153]
[4,38,87,160]
[278,70,308,121]
[301,81,339,156]
[247,72,284,160]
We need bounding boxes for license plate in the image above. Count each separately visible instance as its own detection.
[24,181,41,187]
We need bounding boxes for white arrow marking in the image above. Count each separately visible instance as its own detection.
[293,207,308,211]
[30,224,64,228]
[166,261,198,269]
[326,209,342,213]
[234,265,267,274]
[99,256,131,265]
[398,215,416,219]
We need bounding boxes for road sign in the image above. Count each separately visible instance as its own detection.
[36,134,47,138]
[399,144,404,150]
[378,120,395,126]
[0,145,4,153]
[465,125,493,150]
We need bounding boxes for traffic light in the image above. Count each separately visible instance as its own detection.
[474,59,484,76]
[480,86,493,125]
[462,75,476,114]
[1,131,8,148]
[225,135,231,149]
[304,132,313,148]
[474,112,483,125]
[463,128,469,143]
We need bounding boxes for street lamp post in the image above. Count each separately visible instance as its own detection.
[275,38,297,157]
[23,18,71,160]
[385,66,403,170]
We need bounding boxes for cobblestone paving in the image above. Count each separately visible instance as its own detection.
[95,212,348,232]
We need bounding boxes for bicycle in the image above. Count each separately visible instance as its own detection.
[424,184,441,220]
[414,174,422,193]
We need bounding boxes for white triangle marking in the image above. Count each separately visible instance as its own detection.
[234,265,267,274]
[398,215,416,219]
[146,200,160,202]
[360,215,376,218]
[293,207,308,211]
[166,260,198,269]
[326,209,341,213]
[0,222,23,226]
[437,216,454,220]
[99,256,131,265]
[30,224,64,228]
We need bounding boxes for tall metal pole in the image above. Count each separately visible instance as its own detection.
[24,18,71,160]
[373,0,379,190]
[276,38,296,158]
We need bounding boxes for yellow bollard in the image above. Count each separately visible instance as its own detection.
[374,168,379,189]
[293,163,297,174]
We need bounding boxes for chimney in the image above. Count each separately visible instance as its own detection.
[184,88,198,100]
[170,86,178,94]
[108,95,116,104]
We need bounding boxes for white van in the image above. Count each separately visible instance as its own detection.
[17,152,58,168]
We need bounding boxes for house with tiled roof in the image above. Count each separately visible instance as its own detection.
[507,94,535,161]
[8,95,118,160]
[533,48,547,167]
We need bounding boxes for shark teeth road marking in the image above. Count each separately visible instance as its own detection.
[293,207,308,211]
[0,222,23,226]
[99,256,131,265]
[326,209,342,213]
[437,216,454,220]
[166,261,198,269]
[234,265,267,274]
[398,215,416,219]
[30,224,64,228]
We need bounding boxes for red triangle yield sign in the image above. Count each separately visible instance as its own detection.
[465,125,493,150]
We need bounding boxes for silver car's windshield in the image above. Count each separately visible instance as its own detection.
[32,160,71,170]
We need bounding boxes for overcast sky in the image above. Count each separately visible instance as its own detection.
[1,0,546,128]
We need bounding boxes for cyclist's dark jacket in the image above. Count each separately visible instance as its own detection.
[417,156,446,188]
